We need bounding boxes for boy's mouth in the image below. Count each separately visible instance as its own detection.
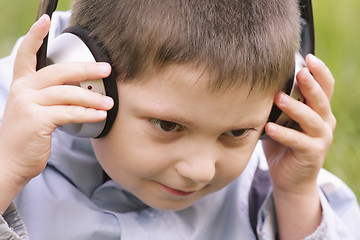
[157,183,197,196]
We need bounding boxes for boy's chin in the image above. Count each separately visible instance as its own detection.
[148,200,196,211]
[139,194,201,211]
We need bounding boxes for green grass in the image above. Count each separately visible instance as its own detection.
[1,0,360,200]
[313,0,360,200]
[0,0,72,57]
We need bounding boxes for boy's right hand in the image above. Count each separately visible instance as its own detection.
[0,15,113,211]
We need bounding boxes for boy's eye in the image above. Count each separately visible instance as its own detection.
[150,119,182,132]
[223,129,248,137]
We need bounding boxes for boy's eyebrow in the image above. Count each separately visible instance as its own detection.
[132,103,268,130]
[227,118,269,130]
[135,104,195,126]
[221,116,269,131]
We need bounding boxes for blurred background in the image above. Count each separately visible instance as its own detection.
[1,0,359,200]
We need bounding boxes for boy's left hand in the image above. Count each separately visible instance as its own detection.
[262,54,336,238]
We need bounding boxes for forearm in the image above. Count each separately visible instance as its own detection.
[273,185,322,240]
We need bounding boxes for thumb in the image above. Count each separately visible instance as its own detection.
[13,14,51,80]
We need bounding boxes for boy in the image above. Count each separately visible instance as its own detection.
[0,0,359,239]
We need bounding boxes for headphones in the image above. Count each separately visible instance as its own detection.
[264,0,315,138]
[36,0,118,138]
[36,0,314,139]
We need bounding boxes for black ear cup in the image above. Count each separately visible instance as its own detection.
[47,26,119,138]
[263,53,306,134]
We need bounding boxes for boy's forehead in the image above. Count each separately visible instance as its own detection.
[123,64,276,97]
[119,64,274,127]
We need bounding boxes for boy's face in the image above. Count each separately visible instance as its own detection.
[91,65,274,211]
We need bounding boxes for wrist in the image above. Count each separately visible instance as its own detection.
[0,146,31,186]
[272,181,319,200]
[273,183,321,221]
[0,148,31,213]
[0,170,29,214]
[272,184,322,239]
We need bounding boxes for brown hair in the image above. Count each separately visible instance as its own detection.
[71,0,300,92]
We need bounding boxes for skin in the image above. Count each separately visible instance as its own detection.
[0,15,113,213]
[0,15,336,239]
[91,65,274,211]
[263,54,336,239]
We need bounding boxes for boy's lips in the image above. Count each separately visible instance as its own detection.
[158,183,197,196]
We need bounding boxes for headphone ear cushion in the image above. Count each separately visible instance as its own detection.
[63,26,119,138]
[47,26,119,138]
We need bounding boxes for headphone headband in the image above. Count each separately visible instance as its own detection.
[36,0,315,70]
[36,0,315,138]
[36,0,59,70]
[299,0,315,56]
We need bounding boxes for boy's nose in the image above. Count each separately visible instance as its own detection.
[175,143,217,184]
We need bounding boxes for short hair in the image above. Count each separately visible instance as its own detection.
[70,0,301,92]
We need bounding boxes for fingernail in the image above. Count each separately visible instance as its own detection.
[266,123,276,135]
[307,54,319,66]
[97,110,107,118]
[278,93,289,107]
[103,96,114,109]
[38,14,46,21]
[31,14,47,31]
[36,14,48,24]
[97,63,111,75]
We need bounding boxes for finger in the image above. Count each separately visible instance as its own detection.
[43,105,108,128]
[24,62,111,90]
[296,68,334,126]
[275,92,326,137]
[265,122,311,153]
[305,54,335,100]
[13,14,51,80]
[36,85,114,110]
[265,121,332,166]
